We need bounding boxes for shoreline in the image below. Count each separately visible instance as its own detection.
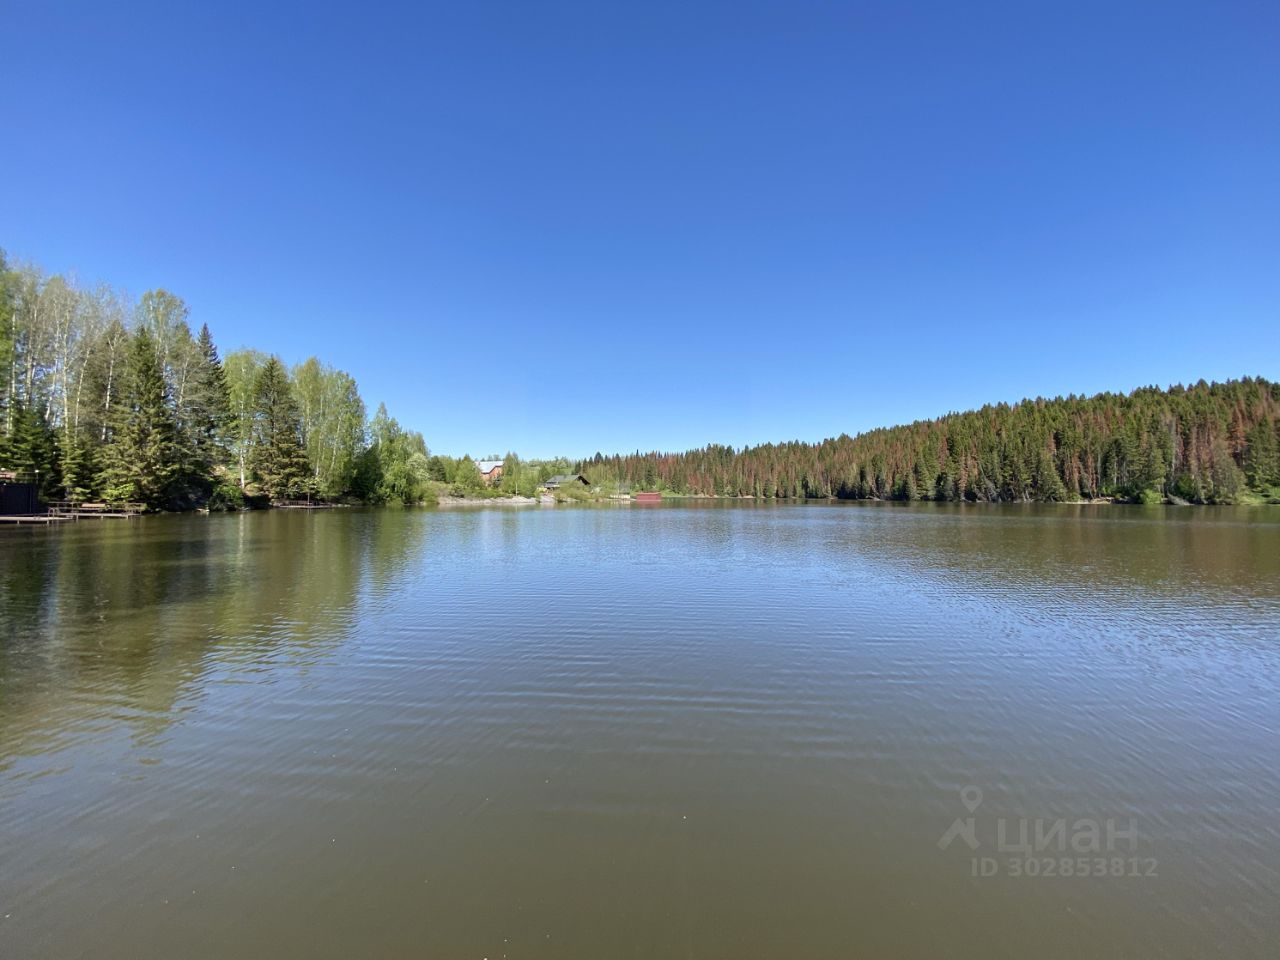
[3,494,1275,527]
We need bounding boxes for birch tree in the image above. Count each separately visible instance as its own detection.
[224,349,267,488]
[292,356,366,497]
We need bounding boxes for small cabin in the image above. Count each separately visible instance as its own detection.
[633,491,662,503]
[544,473,589,490]
[476,460,504,485]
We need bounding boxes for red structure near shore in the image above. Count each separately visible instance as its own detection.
[633,491,661,503]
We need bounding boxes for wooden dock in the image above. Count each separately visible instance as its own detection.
[1,501,146,525]
[46,501,146,519]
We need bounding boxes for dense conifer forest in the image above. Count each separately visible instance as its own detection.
[580,378,1280,504]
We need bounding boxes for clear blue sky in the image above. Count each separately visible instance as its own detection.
[2,1,1277,459]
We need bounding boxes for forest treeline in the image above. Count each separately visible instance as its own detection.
[5,248,1277,510]
[0,250,442,508]
[578,378,1280,504]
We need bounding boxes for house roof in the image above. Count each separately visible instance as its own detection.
[546,473,588,484]
[476,460,504,474]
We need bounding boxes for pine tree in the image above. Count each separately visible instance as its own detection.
[100,328,178,507]
[248,357,310,499]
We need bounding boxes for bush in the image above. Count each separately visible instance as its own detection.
[207,479,246,511]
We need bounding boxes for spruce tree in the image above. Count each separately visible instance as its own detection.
[187,323,232,482]
[1243,420,1279,490]
[1,402,61,498]
[60,428,99,502]
[100,328,178,507]
[249,357,310,499]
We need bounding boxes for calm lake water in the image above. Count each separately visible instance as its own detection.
[2,502,1278,958]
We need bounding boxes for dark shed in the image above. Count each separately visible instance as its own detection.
[0,480,40,515]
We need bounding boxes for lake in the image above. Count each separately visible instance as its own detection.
[2,502,1278,958]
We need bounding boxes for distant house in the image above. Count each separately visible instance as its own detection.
[633,491,662,503]
[476,460,504,484]
[544,473,589,490]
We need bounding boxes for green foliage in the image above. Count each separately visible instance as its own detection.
[187,324,232,478]
[60,428,99,501]
[100,328,178,507]
[3,248,1274,514]
[136,289,190,355]
[0,252,423,511]
[425,455,452,482]
[352,403,432,503]
[1244,420,1280,489]
[586,378,1280,505]
[449,455,481,497]
[224,348,268,488]
[248,357,311,500]
[292,357,366,498]
[495,452,542,497]
[550,479,592,501]
[0,401,61,497]
[207,477,246,511]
